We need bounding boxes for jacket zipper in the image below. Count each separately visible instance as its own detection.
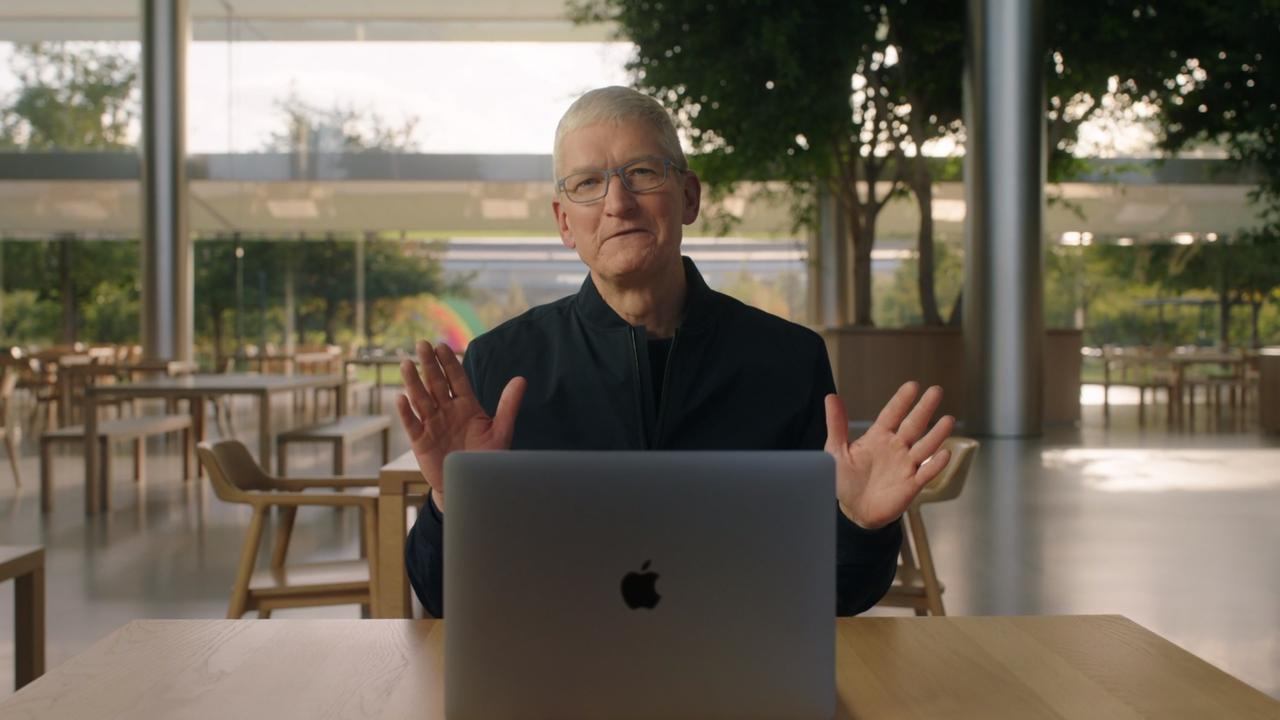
[628,328,649,449]
[653,328,680,447]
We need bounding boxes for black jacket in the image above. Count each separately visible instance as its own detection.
[405,256,902,618]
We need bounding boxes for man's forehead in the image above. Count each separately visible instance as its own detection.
[559,120,668,170]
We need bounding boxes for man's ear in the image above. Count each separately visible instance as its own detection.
[552,199,576,249]
[681,169,702,226]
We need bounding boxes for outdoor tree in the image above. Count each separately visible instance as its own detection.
[0,42,140,344]
[0,42,138,150]
[570,0,1171,326]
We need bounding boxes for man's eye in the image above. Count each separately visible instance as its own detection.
[572,177,600,190]
[628,167,657,177]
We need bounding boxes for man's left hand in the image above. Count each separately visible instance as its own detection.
[824,382,956,530]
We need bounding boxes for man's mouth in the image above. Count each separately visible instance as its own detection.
[607,228,649,241]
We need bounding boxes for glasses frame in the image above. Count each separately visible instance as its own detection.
[556,156,685,204]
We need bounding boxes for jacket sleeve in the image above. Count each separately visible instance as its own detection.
[403,344,487,618]
[800,337,903,616]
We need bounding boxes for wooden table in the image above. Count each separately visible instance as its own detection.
[376,451,428,618]
[83,374,347,513]
[344,356,414,413]
[1259,348,1280,432]
[0,546,44,691]
[2,616,1275,718]
[1168,351,1249,423]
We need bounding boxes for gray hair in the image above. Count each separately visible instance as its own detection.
[553,86,686,181]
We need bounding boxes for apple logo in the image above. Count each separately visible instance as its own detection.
[620,560,661,609]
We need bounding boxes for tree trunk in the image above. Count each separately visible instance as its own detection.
[1251,301,1261,349]
[60,237,76,344]
[909,154,943,325]
[323,298,338,346]
[211,305,225,365]
[847,202,875,327]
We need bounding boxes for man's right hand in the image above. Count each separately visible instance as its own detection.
[394,340,527,514]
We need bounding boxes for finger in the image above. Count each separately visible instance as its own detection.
[400,355,437,419]
[873,381,920,432]
[436,343,476,401]
[394,393,424,438]
[914,447,952,489]
[491,376,528,448]
[897,385,944,444]
[417,340,453,407]
[824,394,849,449]
[910,415,955,466]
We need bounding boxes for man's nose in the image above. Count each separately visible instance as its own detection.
[602,173,638,214]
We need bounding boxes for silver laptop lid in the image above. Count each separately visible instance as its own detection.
[445,451,835,720]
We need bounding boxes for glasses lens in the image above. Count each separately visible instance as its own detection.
[622,159,667,192]
[563,171,608,202]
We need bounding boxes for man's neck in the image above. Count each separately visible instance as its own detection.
[592,260,687,339]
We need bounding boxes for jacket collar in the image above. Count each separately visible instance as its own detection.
[574,255,719,332]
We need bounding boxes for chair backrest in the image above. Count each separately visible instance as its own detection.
[195,440,275,503]
[915,436,979,505]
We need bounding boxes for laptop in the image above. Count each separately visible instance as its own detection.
[444,450,836,720]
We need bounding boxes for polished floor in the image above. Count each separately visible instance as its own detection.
[0,387,1277,700]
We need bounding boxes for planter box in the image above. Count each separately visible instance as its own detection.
[819,326,1081,426]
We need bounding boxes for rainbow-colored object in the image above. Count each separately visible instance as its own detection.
[420,296,486,352]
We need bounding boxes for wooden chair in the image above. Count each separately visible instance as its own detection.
[1,367,22,487]
[879,436,980,616]
[195,440,380,619]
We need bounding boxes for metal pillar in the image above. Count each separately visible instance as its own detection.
[140,0,193,362]
[808,187,850,327]
[963,0,1045,436]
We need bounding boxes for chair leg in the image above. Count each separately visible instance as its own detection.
[39,439,52,513]
[228,505,268,619]
[334,440,346,476]
[380,428,389,465]
[259,608,272,619]
[271,506,297,570]
[5,432,20,487]
[182,427,193,481]
[278,440,289,478]
[132,437,144,483]
[100,439,114,513]
[907,505,945,616]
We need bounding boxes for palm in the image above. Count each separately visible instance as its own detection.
[824,383,955,530]
[395,341,526,506]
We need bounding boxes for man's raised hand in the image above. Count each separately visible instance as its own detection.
[394,340,526,513]
[824,382,955,530]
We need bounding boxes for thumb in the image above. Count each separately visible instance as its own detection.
[491,376,527,447]
[824,393,849,450]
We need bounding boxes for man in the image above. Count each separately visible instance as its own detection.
[398,86,954,619]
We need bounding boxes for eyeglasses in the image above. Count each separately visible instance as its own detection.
[557,157,684,204]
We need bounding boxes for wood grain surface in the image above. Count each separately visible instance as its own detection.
[1,615,1274,719]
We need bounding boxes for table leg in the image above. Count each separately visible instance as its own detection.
[15,563,45,689]
[190,396,206,479]
[259,392,272,474]
[375,365,384,413]
[84,393,99,515]
[336,379,347,418]
[377,492,409,618]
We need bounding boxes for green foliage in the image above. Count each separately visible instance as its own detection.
[0,42,138,150]
[874,241,964,327]
[570,0,1193,326]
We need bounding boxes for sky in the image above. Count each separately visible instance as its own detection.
[0,40,1160,157]
[0,41,635,154]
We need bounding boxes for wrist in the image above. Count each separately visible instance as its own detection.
[838,500,875,531]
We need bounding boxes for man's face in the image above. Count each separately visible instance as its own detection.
[552,119,701,285]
